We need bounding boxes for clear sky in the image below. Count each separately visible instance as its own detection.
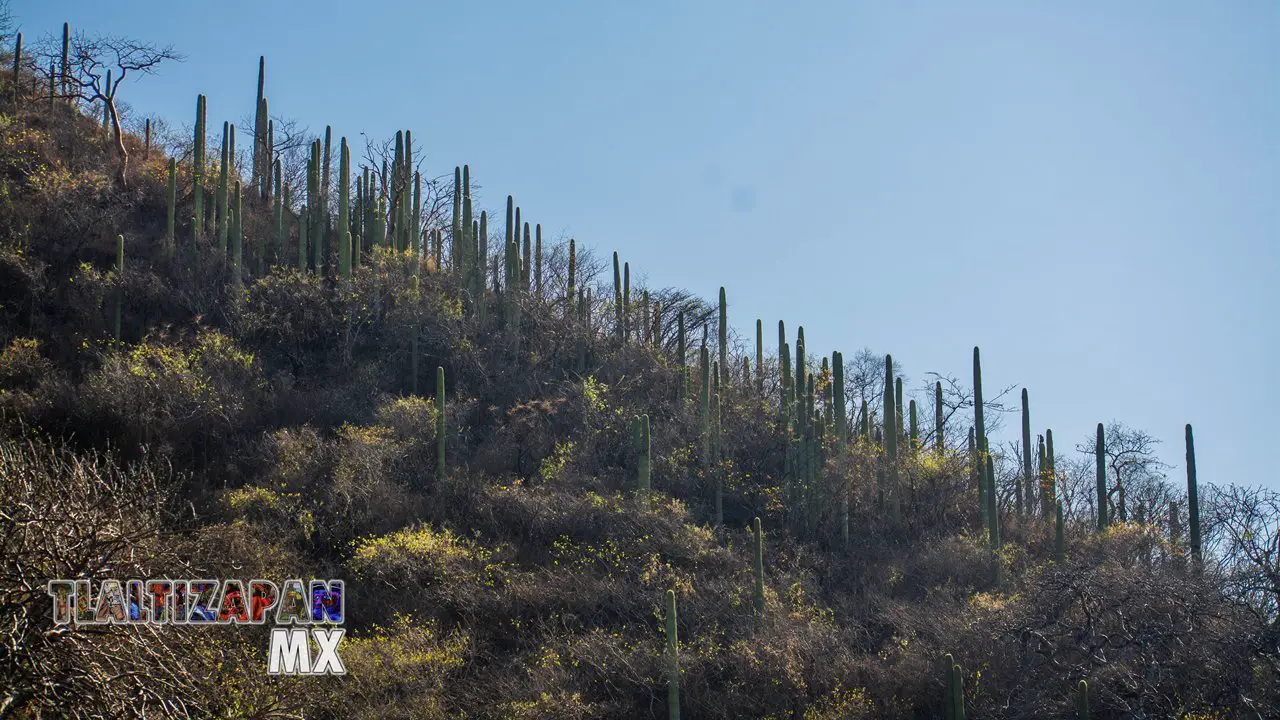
[16,1,1280,490]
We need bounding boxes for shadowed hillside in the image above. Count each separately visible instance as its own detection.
[1,21,1278,720]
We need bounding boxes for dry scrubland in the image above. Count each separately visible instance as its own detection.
[1,27,1278,719]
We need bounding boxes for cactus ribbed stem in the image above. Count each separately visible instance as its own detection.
[973,347,985,454]
[909,399,919,451]
[755,319,764,392]
[192,94,206,246]
[337,138,350,279]
[436,367,446,477]
[884,354,900,523]
[752,517,765,621]
[1076,679,1090,719]
[1021,389,1033,518]
[718,287,728,383]
[1185,424,1201,565]
[1095,423,1108,532]
[231,181,243,288]
[935,381,945,454]
[665,589,680,720]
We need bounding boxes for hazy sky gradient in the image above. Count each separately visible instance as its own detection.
[17,1,1279,489]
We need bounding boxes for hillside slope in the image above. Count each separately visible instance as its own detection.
[0,43,1276,720]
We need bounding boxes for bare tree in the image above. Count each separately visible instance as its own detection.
[1076,421,1171,522]
[39,31,183,188]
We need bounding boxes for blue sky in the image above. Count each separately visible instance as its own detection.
[16,1,1280,490]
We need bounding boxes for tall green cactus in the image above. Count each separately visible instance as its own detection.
[436,367,446,478]
[623,262,631,341]
[884,354,900,522]
[973,347,985,454]
[712,363,722,527]
[934,381,944,454]
[752,517,765,621]
[1021,389,1033,518]
[1186,424,1201,565]
[833,351,847,448]
[986,452,1000,552]
[718,287,728,383]
[217,122,230,254]
[230,181,243,288]
[534,224,542,300]
[951,661,966,720]
[755,320,764,392]
[665,589,680,720]
[612,251,623,340]
[192,94,206,245]
[1095,423,1108,532]
[1046,429,1056,515]
[909,399,919,451]
[252,56,265,194]
[1076,679,1090,719]
[895,377,904,444]
[337,138,350,279]
[165,157,176,254]
[567,238,576,318]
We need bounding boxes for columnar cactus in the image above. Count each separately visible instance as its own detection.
[752,517,765,620]
[700,345,711,462]
[884,354,900,522]
[165,158,176,254]
[61,24,70,100]
[612,252,622,340]
[934,381,944,454]
[986,452,1000,551]
[909,400,919,451]
[567,238,576,318]
[950,660,966,720]
[1186,424,1201,565]
[436,367,446,478]
[718,287,728,383]
[623,262,631,341]
[665,589,680,720]
[1076,679,1090,719]
[1021,389,1033,517]
[1095,423,1108,532]
[337,138,351,279]
[533,224,543,299]
[712,366,722,527]
[1046,429,1057,514]
[833,351,847,447]
[972,347,986,454]
[252,56,265,193]
[230,181,243,288]
[755,320,764,392]
[218,122,230,254]
[192,94,206,245]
